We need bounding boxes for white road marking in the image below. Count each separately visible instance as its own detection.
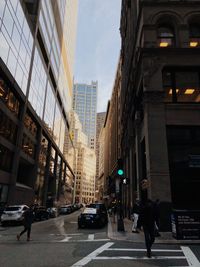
[95,256,186,260]
[88,234,94,240]
[68,233,83,236]
[78,239,110,242]
[70,242,114,266]
[181,246,200,266]
[59,236,72,242]
[107,248,182,252]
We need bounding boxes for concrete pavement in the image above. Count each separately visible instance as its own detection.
[108,215,200,244]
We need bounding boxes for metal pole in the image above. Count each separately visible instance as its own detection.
[117,179,125,231]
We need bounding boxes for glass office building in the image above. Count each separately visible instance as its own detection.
[73,81,98,150]
[0,0,78,206]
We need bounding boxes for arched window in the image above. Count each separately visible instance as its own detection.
[189,23,200,47]
[157,25,175,47]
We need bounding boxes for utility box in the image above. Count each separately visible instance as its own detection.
[171,210,200,240]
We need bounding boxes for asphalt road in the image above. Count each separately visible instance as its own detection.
[0,210,200,267]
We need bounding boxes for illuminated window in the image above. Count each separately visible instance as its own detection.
[157,25,175,47]
[189,23,200,48]
[163,69,200,103]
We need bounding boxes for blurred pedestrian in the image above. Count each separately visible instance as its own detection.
[140,199,156,258]
[17,205,34,241]
[112,204,117,223]
[131,199,140,233]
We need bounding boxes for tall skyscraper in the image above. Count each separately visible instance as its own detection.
[95,112,106,199]
[73,81,98,150]
[0,0,78,206]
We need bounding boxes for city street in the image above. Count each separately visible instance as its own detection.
[0,210,200,267]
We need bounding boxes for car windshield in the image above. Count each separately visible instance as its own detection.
[5,207,21,211]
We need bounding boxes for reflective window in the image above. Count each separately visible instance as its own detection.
[39,135,48,168]
[163,69,200,102]
[29,47,47,118]
[44,81,56,135]
[0,1,33,96]
[53,102,61,146]
[24,113,38,137]
[0,77,20,116]
[22,133,35,158]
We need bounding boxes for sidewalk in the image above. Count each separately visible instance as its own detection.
[108,215,200,244]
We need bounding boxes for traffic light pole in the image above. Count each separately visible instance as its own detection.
[117,179,125,231]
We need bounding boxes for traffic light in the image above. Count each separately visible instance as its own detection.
[117,158,124,176]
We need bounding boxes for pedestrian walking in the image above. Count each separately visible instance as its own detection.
[131,199,140,233]
[17,205,34,241]
[154,199,161,237]
[140,199,156,258]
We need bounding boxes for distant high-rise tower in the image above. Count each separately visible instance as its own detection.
[73,81,98,149]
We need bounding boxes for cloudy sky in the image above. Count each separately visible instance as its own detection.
[74,0,122,112]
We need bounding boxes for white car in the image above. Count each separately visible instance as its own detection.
[1,205,29,226]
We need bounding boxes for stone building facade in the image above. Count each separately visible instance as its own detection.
[119,0,200,230]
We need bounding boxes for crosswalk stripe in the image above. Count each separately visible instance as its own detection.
[181,246,200,266]
[107,248,182,252]
[71,242,114,266]
[95,256,186,260]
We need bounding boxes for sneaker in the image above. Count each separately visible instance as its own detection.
[17,235,20,241]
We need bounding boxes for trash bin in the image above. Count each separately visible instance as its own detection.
[171,209,200,240]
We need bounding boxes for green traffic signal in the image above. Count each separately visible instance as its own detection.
[118,169,124,176]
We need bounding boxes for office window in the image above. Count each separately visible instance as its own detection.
[0,144,13,172]
[189,23,200,48]
[158,25,175,47]
[163,69,200,103]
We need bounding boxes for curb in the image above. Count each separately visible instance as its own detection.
[107,217,200,245]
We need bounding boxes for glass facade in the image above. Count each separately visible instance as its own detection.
[0,0,33,95]
[0,0,78,205]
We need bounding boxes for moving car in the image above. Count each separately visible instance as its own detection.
[1,205,29,226]
[78,206,108,228]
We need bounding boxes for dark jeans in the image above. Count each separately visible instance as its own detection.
[143,225,155,252]
[20,225,31,238]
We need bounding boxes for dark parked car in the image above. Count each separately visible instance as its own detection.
[78,206,108,228]
[34,206,49,221]
[59,205,72,215]
[47,207,59,218]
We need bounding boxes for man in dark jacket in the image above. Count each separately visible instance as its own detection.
[17,205,34,241]
[140,199,156,258]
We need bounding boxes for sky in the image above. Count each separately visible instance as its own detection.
[74,0,122,112]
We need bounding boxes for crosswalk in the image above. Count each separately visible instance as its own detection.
[71,242,200,267]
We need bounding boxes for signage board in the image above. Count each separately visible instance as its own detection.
[171,210,200,240]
